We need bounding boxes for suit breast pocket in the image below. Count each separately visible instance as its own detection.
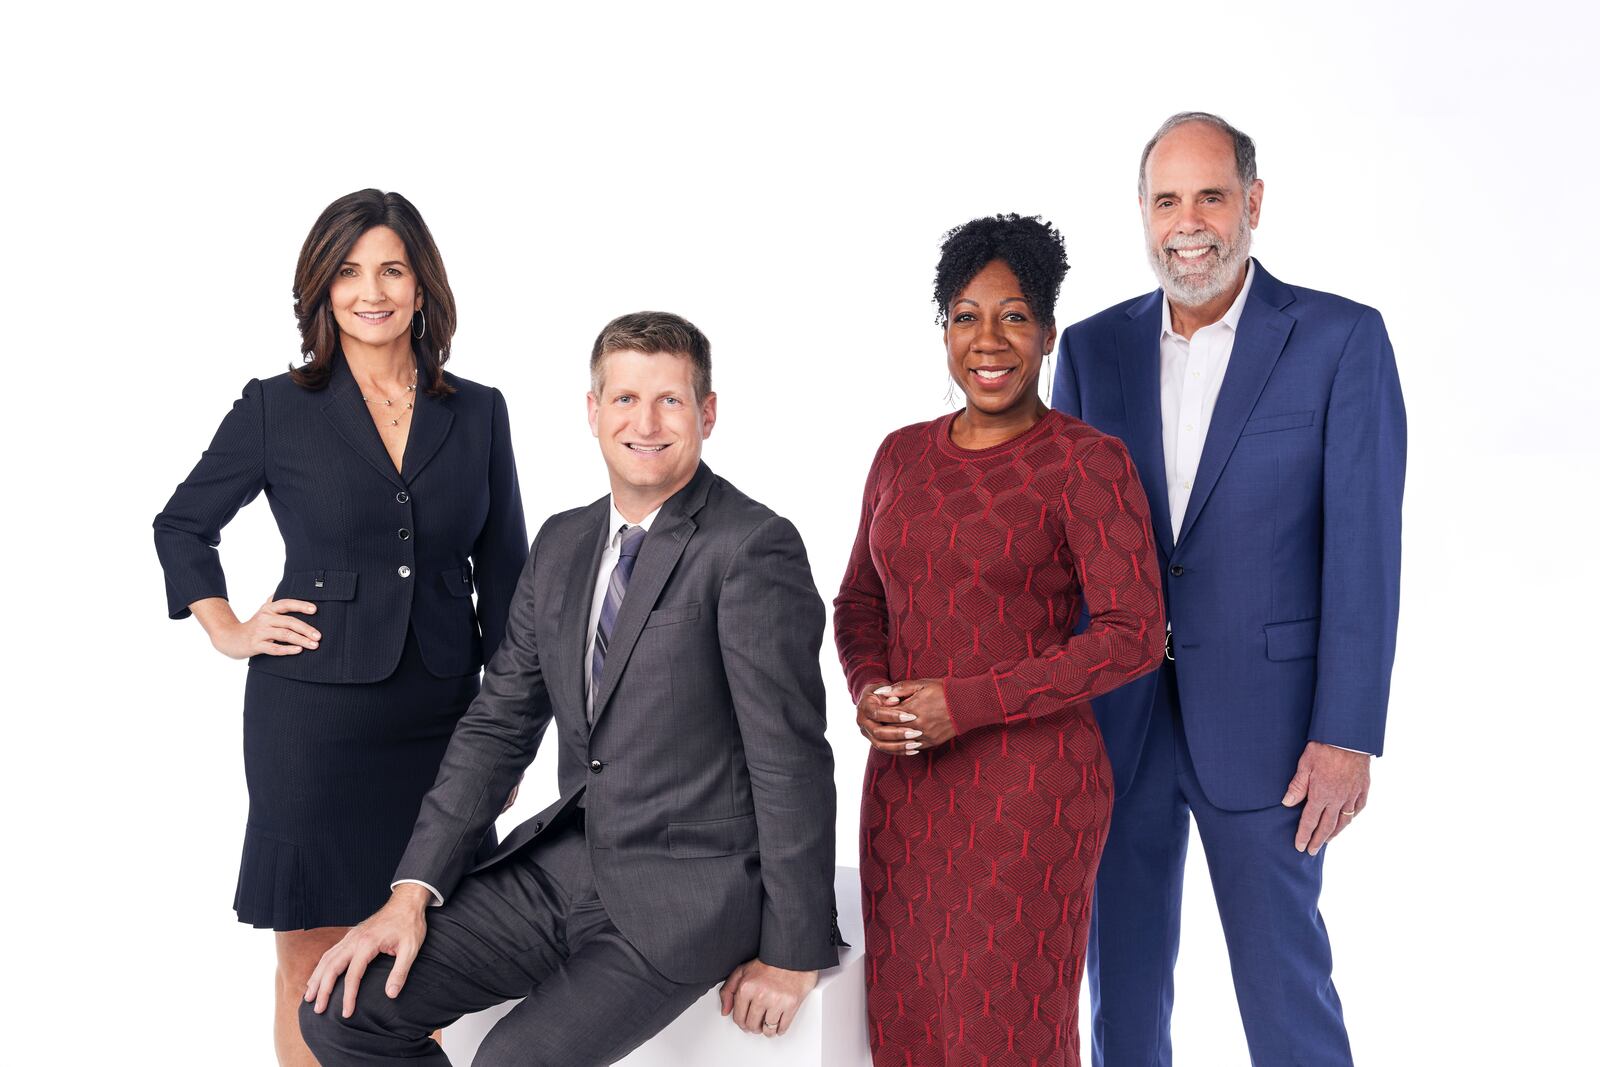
[1240,410,1316,437]
[644,602,701,629]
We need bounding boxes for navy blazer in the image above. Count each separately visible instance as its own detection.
[155,356,528,684]
[1053,261,1406,810]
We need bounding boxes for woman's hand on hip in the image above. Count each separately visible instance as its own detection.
[195,596,322,659]
[876,679,955,751]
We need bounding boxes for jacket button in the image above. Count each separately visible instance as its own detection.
[1169,564,1185,576]
[398,565,412,578]
[589,759,604,774]
[396,491,409,504]
[398,528,411,540]
[532,820,543,832]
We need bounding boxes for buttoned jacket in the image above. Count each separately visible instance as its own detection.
[1054,262,1406,810]
[154,355,527,682]
[394,463,840,984]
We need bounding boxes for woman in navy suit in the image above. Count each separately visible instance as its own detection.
[154,189,526,1066]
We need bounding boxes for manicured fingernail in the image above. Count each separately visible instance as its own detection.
[905,742,922,752]
[883,697,899,705]
[874,686,892,695]
[898,713,915,722]
[903,729,923,738]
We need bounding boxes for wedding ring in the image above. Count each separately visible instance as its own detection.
[1340,809,1357,816]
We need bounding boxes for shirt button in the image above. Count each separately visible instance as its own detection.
[1183,480,1192,489]
[398,528,411,540]
[398,566,412,578]
[396,491,410,504]
[589,759,604,774]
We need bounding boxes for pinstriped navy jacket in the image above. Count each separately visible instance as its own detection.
[154,354,527,684]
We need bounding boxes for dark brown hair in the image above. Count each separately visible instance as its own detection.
[289,189,457,395]
[589,311,713,402]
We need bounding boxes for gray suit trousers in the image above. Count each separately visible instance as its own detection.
[300,813,713,1066]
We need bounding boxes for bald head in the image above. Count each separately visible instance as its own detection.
[1137,111,1257,199]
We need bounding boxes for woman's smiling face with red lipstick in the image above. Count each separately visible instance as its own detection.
[944,259,1054,421]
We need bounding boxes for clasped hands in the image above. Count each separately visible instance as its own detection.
[857,678,955,755]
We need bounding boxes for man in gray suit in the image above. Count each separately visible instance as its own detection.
[301,311,840,1066]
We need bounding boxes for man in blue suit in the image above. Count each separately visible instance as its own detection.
[1052,112,1405,1066]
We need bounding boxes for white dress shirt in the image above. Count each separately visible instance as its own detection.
[394,498,661,906]
[1160,259,1255,543]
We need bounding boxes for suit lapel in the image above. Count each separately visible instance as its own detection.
[589,464,713,729]
[321,359,406,490]
[560,499,611,719]
[1116,292,1175,559]
[401,361,454,484]
[1175,262,1296,547]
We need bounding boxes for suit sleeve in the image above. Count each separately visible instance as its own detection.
[1051,328,1083,419]
[470,387,528,663]
[1308,307,1406,755]
[832,434,894,702]
[945,436,1166,732]
[153,379,267,619]
[393,525,551,901]
[720,516,839,972]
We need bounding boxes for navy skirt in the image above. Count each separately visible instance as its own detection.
[235,628,496,930]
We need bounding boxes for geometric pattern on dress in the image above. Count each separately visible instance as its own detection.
[835,410,1165,1066]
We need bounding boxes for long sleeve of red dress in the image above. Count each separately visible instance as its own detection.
[834,411,1165,1067]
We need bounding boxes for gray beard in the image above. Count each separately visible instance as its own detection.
[1146,216,1252,308]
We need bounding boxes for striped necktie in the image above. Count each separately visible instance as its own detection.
[590,524,647,720]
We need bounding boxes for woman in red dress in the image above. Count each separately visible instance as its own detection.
[835,215,1166,1067]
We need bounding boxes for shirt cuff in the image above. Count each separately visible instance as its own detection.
[1325,743,1372,755]
[391,879,444,907]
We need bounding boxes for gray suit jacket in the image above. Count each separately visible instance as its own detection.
[395,462,839,983]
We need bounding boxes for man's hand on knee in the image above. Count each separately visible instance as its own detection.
[304,884,433,1019]
[718,959,818,1037]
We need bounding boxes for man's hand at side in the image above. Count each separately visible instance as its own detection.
[304,883,433,1019]
[719,959,818,1037]
[1281,741,1371,856]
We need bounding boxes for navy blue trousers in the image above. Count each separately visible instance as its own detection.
[1087,664,1353,1066]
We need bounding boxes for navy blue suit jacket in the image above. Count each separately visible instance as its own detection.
[1053,261,1405,810]
[155,356,527,684]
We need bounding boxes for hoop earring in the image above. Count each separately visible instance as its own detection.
[412,308,427,340]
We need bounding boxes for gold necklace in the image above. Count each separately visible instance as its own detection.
[361,371,418,427]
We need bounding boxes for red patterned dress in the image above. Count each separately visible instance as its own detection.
[835,410,1165,1067]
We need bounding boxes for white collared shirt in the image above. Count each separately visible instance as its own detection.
[1160,259,1256,542]
[585,499,661,716]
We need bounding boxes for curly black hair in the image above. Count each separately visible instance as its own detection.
[933,214,1069,328]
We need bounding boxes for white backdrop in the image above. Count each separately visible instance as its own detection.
[3,2,1594,1063]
